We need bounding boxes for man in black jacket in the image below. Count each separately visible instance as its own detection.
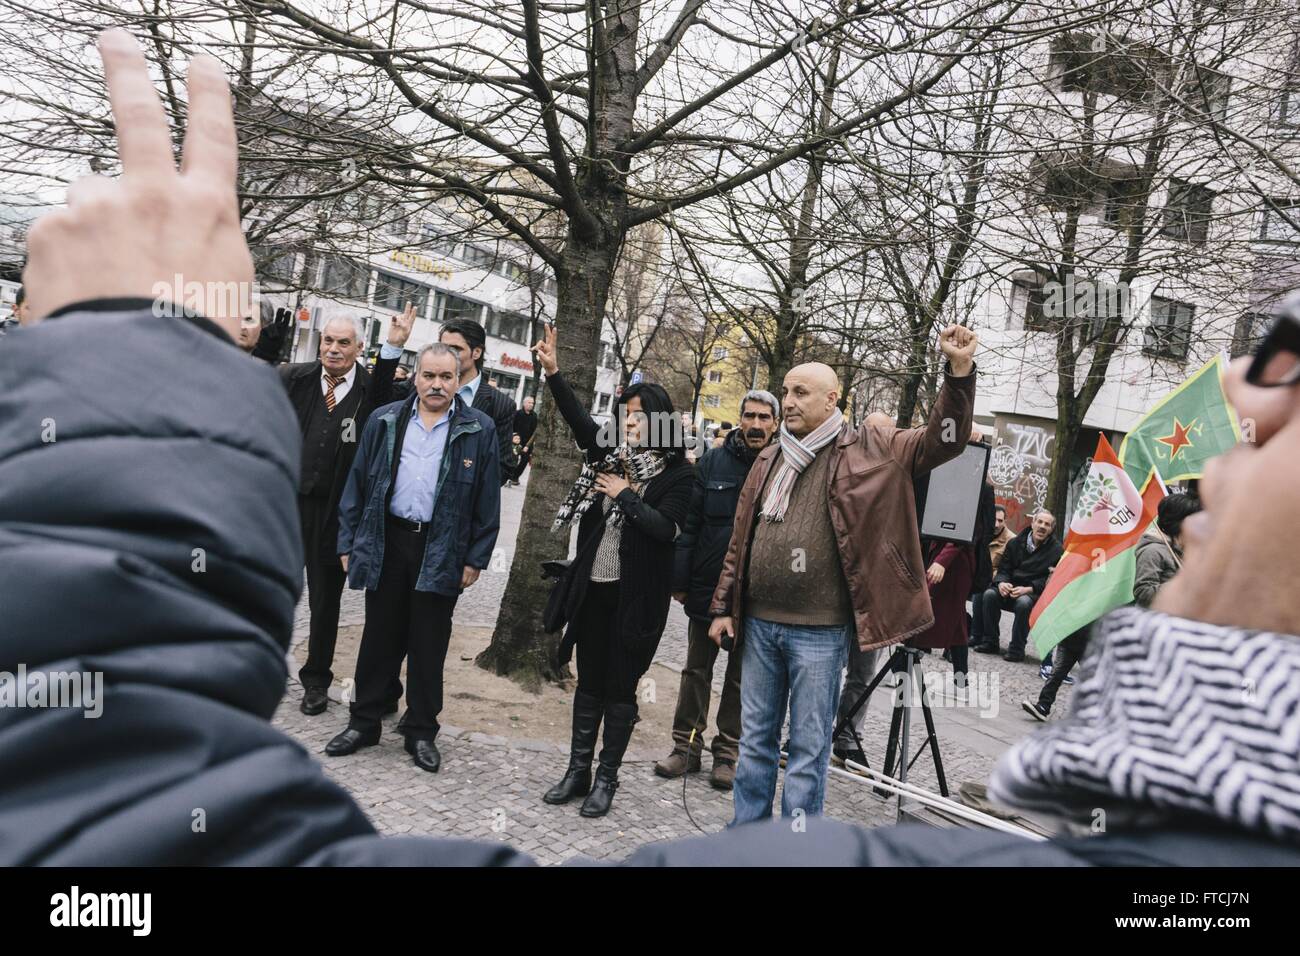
[438,318,516,484]
[656,391,778,789]
[507,395,537,484]
[973,509,1063,662]
[280,312,402,715]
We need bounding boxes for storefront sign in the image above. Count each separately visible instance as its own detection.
[499,354,533,371]
[389,250,452,281]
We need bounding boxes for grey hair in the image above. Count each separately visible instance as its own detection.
[322,314,366,343]
[415,342,461,380]
[740,389,780,420]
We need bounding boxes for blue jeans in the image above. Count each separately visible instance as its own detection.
[731,617,849,825]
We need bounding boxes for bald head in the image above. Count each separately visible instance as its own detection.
[781,362,841,438]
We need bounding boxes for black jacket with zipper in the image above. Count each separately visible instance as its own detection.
[672,429,763,621]
[994,526,1064,595]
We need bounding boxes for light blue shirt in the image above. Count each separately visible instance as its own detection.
[389,402,454,522]
[457,373,481,409]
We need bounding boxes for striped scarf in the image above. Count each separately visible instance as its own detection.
[760,413,844,522]
[551,445,667,533]
[989,606,1300,844]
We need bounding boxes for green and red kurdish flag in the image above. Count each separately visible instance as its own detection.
[1028,435,1164,657]
[1118,354,1241,488]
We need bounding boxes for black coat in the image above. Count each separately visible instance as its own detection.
[6,302,1296,866]
[278,355,397,534]
[545,372,693,676]
[994,526,1064,594]
[672,430,762,620]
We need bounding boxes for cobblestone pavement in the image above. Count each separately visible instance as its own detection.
[278,474,1072,864]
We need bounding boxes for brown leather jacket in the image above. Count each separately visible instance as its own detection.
[709,367,976,652]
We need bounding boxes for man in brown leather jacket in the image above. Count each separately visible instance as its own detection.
[708,326,977,824]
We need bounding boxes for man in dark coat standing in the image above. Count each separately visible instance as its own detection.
[279,309,405,715]
[430,318,516,484]
[656,390,779,790]
[507,394,538,484]
[326,343,500,773]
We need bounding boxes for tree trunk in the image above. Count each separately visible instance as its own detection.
[476,233,618,688]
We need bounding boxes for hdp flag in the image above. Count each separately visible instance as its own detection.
[1117,355,1241,487]
[1028,435,1164,657]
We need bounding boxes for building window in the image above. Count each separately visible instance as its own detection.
[711,347,728,360]
[485,309,530,345]
[1161,178,1214,246]
[1182,69,1231,122]
[259,245,299,285]
[320,256,371,301]
[597,342,616,369]
[1048,32,1167,105]
[1144,296,1194,361]
[703,394,721,408]
[373,271,430,314]
[1008,273,1050,331]
[593,392,612,414]
[1102,174,1144,229]
[439,292,483,325]
[1232,311,1276,358]
[461,244,497,271]
[707,370,724,384]
[1259,200,1300,243]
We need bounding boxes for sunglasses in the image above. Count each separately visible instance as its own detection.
[1245,311,1300,387]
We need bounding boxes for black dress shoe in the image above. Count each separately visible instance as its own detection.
[973,643,1001,655]
[324,727,379,756]
[300,686,328,716]
[406,737,441,773]
[1003,651,1026,663]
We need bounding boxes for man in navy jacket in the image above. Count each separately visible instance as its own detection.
[328,343,500,773]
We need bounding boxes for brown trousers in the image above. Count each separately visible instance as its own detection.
[670,617,743,760]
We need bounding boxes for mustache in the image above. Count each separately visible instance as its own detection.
[745,428,765,439]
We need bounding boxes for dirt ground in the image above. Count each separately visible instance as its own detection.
[293,623,717,760]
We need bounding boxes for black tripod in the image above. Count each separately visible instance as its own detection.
[831,645,949,814]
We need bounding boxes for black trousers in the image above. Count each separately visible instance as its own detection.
[348,519,458,740]
[572,581,640,706]
[977,588,1038,655]
[1038,628,1090,711]
[299,493,346,690]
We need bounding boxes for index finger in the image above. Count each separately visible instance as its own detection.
[180,52,237,185]
[100,29,175,178]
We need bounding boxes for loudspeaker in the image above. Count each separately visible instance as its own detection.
[919,442,990,544]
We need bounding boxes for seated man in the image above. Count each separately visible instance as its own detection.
[972,509,1062,662]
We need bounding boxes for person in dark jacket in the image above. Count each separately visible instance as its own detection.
[507,395,538,484]
[973,510,1063,662]
[442,318,516,483]
[325,343,500,773]
[279,313,401,716]
[532,324,694,818]
[1133,492,1200,607]
[11,33,1297,868]
[656,389,778,789]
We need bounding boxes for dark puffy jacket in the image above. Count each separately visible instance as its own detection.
[672,430,762,620]
[337,392,500,596]
[6,304,1294,867]
[994,527,1063,594]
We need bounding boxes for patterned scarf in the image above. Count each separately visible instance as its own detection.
[989,605,1300,844]
[760,413,843,521]
[551,445,668,533]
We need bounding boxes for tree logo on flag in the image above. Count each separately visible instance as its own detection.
[1076,472,1120,520]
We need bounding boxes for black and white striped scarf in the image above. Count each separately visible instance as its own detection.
[990,605,1300,844]
[551,445,667,533]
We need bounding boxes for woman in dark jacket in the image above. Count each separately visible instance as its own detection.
[532,325,694,817]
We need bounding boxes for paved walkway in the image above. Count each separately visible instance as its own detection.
[275,476,1071,864]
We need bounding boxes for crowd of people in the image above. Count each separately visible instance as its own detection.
[4,31,1298,867]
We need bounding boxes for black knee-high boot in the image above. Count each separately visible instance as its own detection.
[580,701,637,818]
[543,690,602,805]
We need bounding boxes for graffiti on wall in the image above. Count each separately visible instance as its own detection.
[989,417,1054,533]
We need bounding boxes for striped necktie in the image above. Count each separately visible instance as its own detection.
[324,372,345,412]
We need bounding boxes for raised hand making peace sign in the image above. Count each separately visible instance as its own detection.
[386,302,418,349]
[531,322,559,376]
[23,29,253,341]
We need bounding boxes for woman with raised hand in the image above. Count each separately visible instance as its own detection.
[532,324,694,818]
